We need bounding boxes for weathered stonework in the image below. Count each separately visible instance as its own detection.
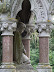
[39,37,49,63]
[10,0,49,22]
[0,63,16,72]
[0,0,54,72]
[22,12,35,58]
[35,22,54,37]
[22,39,30,58]
[36,63,52,72]
[11,0,24,18]
[1,21,17,35]
[22,12,35,39]
[0,20,17,72]
[0,5,17,71]
[2,36,13,62]
[36,22,53,72]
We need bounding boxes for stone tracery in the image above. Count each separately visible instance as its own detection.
[10,0,50,22]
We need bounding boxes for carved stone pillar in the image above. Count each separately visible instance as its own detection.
[36,22,53,72]
[39,37,49,63]
[22,36,31,58]
[22,24,35,59]
[0,19,17,72]
[2,36,13,63]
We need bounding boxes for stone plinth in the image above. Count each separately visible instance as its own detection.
[22,38,30,58]
[36,63,52,72]
[39,37,49,63]
[16,64,36,72]
[0,63,16,72]
[16,64,33,70]
[16,70,36,72]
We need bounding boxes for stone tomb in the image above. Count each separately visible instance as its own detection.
[0,0,54,72]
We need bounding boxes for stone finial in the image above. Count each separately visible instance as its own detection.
[35,22,54,37]
[0,20,17,36]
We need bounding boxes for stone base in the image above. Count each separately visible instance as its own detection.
[16,70,36,72]
[16,64,34,70]
[0,63,37,72]
[0,63,16,72]
[16,64,37,72]
[36,63,52,72]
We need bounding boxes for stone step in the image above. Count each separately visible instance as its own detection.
[16,64,37,72]
[0,64,37,72]
[16,64,34,70]
[16,70,37,72]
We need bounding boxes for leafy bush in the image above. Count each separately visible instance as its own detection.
[30,33,39,69]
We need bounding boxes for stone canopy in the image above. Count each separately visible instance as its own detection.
[10,0,54,22]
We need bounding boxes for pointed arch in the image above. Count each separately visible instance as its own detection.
[11,0,24,18]
[11,0,50,22]
[30,0,49,22]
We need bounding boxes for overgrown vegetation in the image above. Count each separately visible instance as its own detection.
[49,30,54,72]
[30,31,39,69]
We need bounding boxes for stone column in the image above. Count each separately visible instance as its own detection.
[22,24,35,59]
[2,36,13,63]
[0,20,17,72]
[22,36,31,58]
[39,37,49,63]
[36,22,53,72]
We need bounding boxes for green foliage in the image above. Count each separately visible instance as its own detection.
[30,32,39,69]
[52,66,54,72]
[49,30,54,72]
[49,30,54,67]
[49,50,54,65]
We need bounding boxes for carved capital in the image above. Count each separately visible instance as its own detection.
[0,19,17,36]
[22,24,35,39]
[35,22,54,37]
[17,22,26,34]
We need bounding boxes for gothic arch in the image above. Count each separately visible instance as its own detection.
[30,0,49,22]
[11,0,50,22]
[11,0,24,18]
